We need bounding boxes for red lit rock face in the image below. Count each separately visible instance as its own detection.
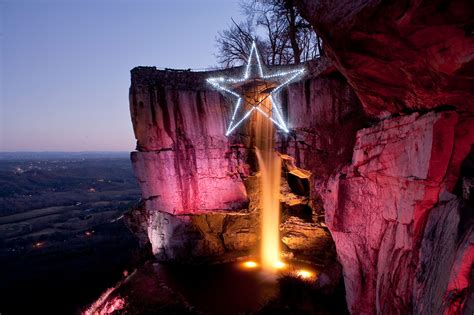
[323,111,473,313]
[129,75,251,215]
[297,0,474,117]
[130,87,230,152]
[129,69,256,260]
[131,149,248,215]
[295,1,474,312]
[279,71,366,191]
[128,62,351,261]
[414,192,474,315]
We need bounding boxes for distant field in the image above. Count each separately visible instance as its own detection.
[0,152,142,314]
[0,152,140,215]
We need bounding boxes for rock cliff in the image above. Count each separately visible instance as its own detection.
[128,59,359,264]
[297,0,474,117]
[297,0,474,313]
[127,2,473,311]
[128,67,254,261]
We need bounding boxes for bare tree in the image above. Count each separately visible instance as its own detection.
[216,0,323,67]
[246,1,292,65]
[215,19,255,68]
[280,0,302,63]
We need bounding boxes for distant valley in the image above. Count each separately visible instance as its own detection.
[0,152,142,314]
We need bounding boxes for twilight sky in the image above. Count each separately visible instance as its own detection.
[0,0,243,152]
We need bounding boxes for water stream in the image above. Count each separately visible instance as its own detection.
[254,95,282,271]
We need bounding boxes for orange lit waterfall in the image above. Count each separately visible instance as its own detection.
[254,94,282,271]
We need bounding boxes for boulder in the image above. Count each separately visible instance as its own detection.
[280,154,311,196]
[128,203,258,262]
[323,111,470,313]
[414,192,474,314]
[281,216,335,264]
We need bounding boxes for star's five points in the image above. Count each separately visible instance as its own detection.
[207,42,305,136]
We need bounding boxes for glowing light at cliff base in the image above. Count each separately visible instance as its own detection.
[239,259,316,282]
[242,260,259,269]
[295,269,315,279]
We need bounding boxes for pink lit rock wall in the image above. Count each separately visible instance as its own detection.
[279,70,366,190]
[323,111,468,313]
[128,62,354,261]
[297,0,474,117]
[128,15,473,310]
[297,0,474,313]
[129,71,249,215]
[128,68,256,260]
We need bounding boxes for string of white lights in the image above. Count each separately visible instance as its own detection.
[226,107,255,136]
[254,43,264,78]
[230,98,242,122]
[254,106,287,131]
[269,95,287,132]
[244,42,257,79]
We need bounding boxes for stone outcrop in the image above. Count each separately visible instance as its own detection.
[279,155,336,264]
[281,217,334,263]
[295,0,474,313]
[128,5,473,310]
[128,60,355,262]
[131,150,248,215]
[279,70,366,188]
[414,192,473,315]
[129,67,258,260]
[323,111,469,313]
[125,202,258,262]
[297,0,474,117]
[130,71,251,215]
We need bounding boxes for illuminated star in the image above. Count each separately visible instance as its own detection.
[207,42,305,136]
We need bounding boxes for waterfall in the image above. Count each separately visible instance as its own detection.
[254,97,282,271]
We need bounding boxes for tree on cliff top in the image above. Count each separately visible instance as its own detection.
[216,0,322,68]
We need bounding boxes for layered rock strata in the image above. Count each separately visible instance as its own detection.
[128,60,358,262]
[323,111,473,313]
[296,0,474,312]
[297,0,474,117]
